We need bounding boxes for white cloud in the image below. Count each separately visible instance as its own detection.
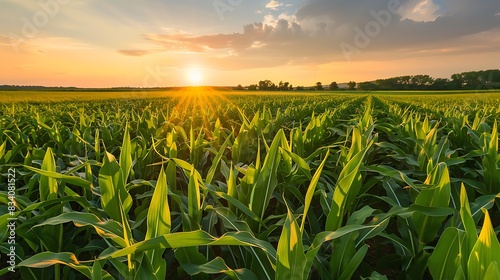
[401,0,441,22]
[265,0,281,10]
[263,12,298,27]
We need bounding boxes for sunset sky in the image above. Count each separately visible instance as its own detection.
[1,0,499,87]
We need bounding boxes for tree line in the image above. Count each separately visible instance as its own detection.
[240,69,500,91]
[358,69,500,90]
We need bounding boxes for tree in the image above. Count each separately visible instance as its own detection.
[258,80,276,91]
[248,84,258,90]
[329,82,339,91]
[235,84,244,90]
[430,78,452,90]
[278,81,291,91]
[347,81,357,90]
[316,82,323,90]
[357,82,378,91]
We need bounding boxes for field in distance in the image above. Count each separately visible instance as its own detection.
[1,88,500,103]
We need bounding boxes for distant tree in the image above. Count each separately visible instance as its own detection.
[278,81,291,91]
[289,84,293,91]
[329,82,339,91]
[248,84,258,90]
[235,84,244,90]
[296,86,305,91]
[430,78,452,90]
[357,82,378,91]
[347,81,357,90]
[258,80,276,91]
[316,82,323,90]
[450,70,500,90]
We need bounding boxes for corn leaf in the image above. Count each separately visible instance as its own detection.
[467,209,500,280]
[412,162,451,244]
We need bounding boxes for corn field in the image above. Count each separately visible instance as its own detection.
[1,91,500,279]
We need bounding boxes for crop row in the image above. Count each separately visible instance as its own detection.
[0,93,499,279]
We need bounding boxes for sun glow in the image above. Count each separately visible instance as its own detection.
[186,68,204,85]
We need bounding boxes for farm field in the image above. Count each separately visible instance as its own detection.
[1,90,500,279]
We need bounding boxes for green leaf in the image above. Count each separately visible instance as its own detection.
[249,129,284,222]
[459,183,478,274]
[36,212,127,248]
[467,209,500,280]
[338,244,368,280]
[19,252,92,278]
[24,165,92,192]
[99,152,132,221]
[100,230,277,263]
[326,142,371,231]
[145,166,171,279]
[206,132,232,184]
[428,227,463,280]
[182,257,258,280]
[39,148,58,201]
[145,166,171,239]
[120,125,133,182]
[188,166,202,224]
[276,203,306,279]
[483,262,500,280]
[92,260,103,280]
[412,162,451,244]
[301,149,329,232]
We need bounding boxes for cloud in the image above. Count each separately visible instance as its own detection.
[118,50,150,56]
[141,0,500,70]
[265,0,282,10]
[400,0,441,22]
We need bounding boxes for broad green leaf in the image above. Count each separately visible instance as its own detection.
[19,252,92,278]
[249,129,284,222]
[99,152,132,221]
[36,212,127,248]
[145,167,171,239]
[483,262,500,280]
[428,227,463,280]
[338,244,368,280]
[206,132,232,184]
[24,165,92,192]
[40,148,58,201]
[276,204,306,280]
[145,166,171,279]
[326,143,371,231]
[100,230,277,263]
[412,162,451,244]
[92,260,103,280]
[119,125,133,182]
[188,166,202,224]
[459,183,478,274]
[182,257,258,280]
[301,149,329,232]
[227,164,238,214]
[467,209,500,280]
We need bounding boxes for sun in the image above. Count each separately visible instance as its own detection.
[186,68,203,85]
